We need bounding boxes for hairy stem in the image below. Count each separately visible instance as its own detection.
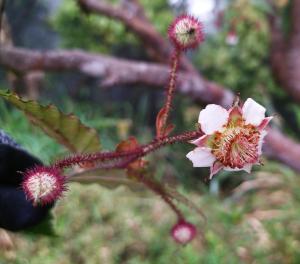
[54,130,202,170]
[156,48,181,137]
[134,172,184,219]
[165,49,180,120]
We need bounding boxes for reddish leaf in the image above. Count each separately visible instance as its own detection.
[116,137,147,174]
[78,161,97,169]
[127,159,149,175]
[156,107,174,137]
[156,107,167,137]
[116,136,139,152]
[164,123,175,136]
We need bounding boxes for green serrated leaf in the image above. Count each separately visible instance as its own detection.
[68,168,144,192]
[0,91,100,153]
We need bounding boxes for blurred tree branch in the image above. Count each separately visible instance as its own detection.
[1,46,300,172]
[0,0,42,99]
[269,0,300,102]
[0,46,233,106]
[264,129,300,172]
[77,0,197,73]
[78,0,300,102]
[77,0,170,63]
[0,0,300,171]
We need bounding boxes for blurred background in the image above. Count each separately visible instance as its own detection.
[1,0,300,263]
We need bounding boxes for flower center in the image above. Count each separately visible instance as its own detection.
[27,173,57,201]
[211,124,260,168]
[175,19,197,45]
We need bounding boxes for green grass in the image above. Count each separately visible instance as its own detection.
[1,103,300,264]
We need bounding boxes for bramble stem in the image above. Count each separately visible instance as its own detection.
[54,130,202,170]
[156,48,181,137]
[164,49,180,122]
[134,172,184,219]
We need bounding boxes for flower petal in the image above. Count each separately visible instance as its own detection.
[258,130,268,155]
[242,98,266,126]
[242,164,253,173]
[257,117,273,131]
[223,167,243,172]
[210,161,224,179]
[198,104,229,134]
[228,105,243,125]
[228,105,243,118]
[223,164,253,173]
[190,135,209,147]
[186,147,216,167]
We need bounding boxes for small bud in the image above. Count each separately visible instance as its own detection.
[171,220,197,244]
[226,31,239,46]
[22,166,66,206]
[168,14,204,50]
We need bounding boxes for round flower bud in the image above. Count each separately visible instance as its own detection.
[171,220,197,244]
[22,166,66,206]
[168,14,204,50]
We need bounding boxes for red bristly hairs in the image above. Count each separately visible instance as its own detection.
[54,131,202,170]
[22,14,205,244]
[156,15,204,138]
[155,48,181,138]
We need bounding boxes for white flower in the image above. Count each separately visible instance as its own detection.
[186,98,272,178]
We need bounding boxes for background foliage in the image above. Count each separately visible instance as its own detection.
[1,0,300,263]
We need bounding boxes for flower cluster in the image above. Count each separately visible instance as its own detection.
[187,98,272,178]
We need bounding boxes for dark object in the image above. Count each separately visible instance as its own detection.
[0,131,53,231]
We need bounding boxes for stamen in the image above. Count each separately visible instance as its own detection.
[211,123,260,168]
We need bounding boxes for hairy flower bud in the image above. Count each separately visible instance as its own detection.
[22,166,66,205]
[171,220,197,244]
[168,14,204,50]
